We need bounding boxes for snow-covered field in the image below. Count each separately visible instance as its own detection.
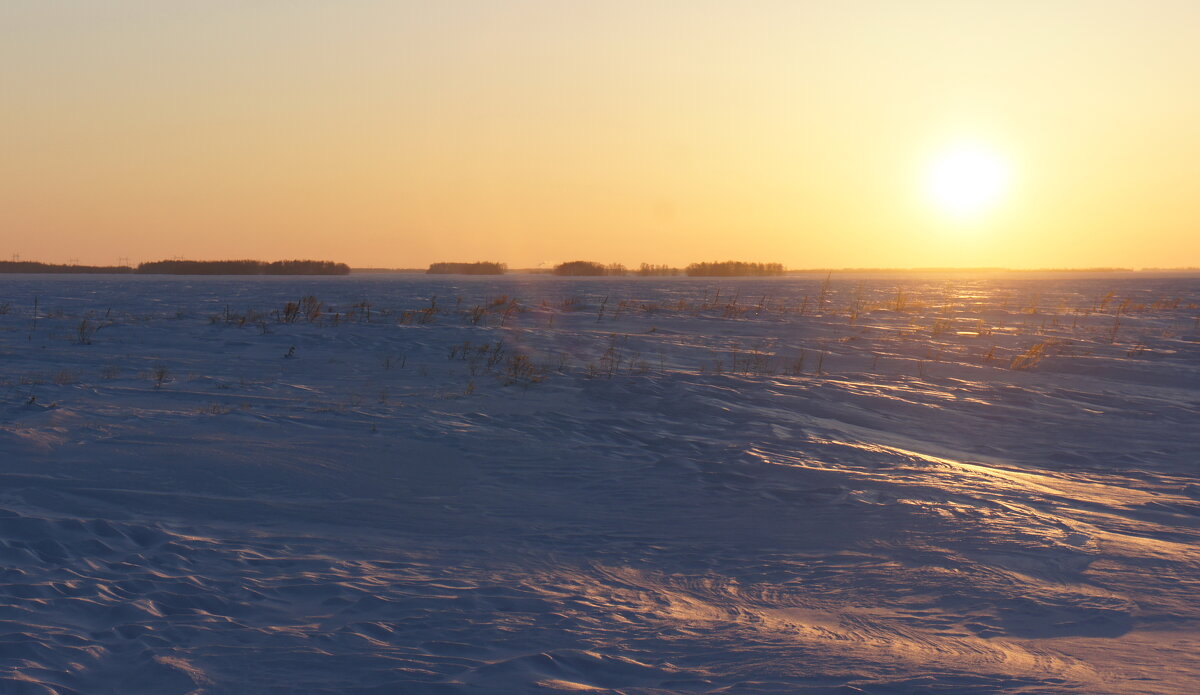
[1,272,1198,694]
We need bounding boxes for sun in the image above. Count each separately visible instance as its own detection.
[925,143,1012,220]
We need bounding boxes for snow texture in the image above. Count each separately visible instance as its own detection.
[0,272,1197,694]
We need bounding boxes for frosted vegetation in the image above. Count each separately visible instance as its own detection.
[1,272,1198,693]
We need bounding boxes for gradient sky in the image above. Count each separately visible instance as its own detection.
[3,1,1198,268]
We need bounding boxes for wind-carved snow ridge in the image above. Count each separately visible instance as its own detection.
[0,272,1197,693]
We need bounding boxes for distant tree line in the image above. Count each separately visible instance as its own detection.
[426,262,507,275]
[136,260,351,275]
[635,264,682,276]
[0,259,351,275]
[1010,267,1134,273]
[0,261,134,274]
[551,261,634,276]
[550,260,785,277]
[685,261,785,277]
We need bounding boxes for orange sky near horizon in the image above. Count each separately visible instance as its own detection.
[2,1,1198,269]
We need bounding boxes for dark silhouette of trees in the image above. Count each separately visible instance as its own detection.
[551,261,635,276]
[0,261,133,274]
[553,261,608,276]
[634,264,681,276]
[685,261,785,277]
[427,262,507,275]
[136,260,350,275]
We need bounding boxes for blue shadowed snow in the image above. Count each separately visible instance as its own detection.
[0,271,1198,694]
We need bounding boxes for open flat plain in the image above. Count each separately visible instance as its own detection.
[0,272,1197,694]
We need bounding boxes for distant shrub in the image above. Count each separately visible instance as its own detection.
[137,260,350,275]
[427,262,507,275]
[553,261,607,276]
[685,261,785,277]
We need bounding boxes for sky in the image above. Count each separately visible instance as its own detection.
[2,1,1198,269]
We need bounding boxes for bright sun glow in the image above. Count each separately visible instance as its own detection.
[925,144,1012,220]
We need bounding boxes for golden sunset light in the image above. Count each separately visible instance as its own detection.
[2,1,1197,269]
[3,4,1199,693]
[925,143,1013,222]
